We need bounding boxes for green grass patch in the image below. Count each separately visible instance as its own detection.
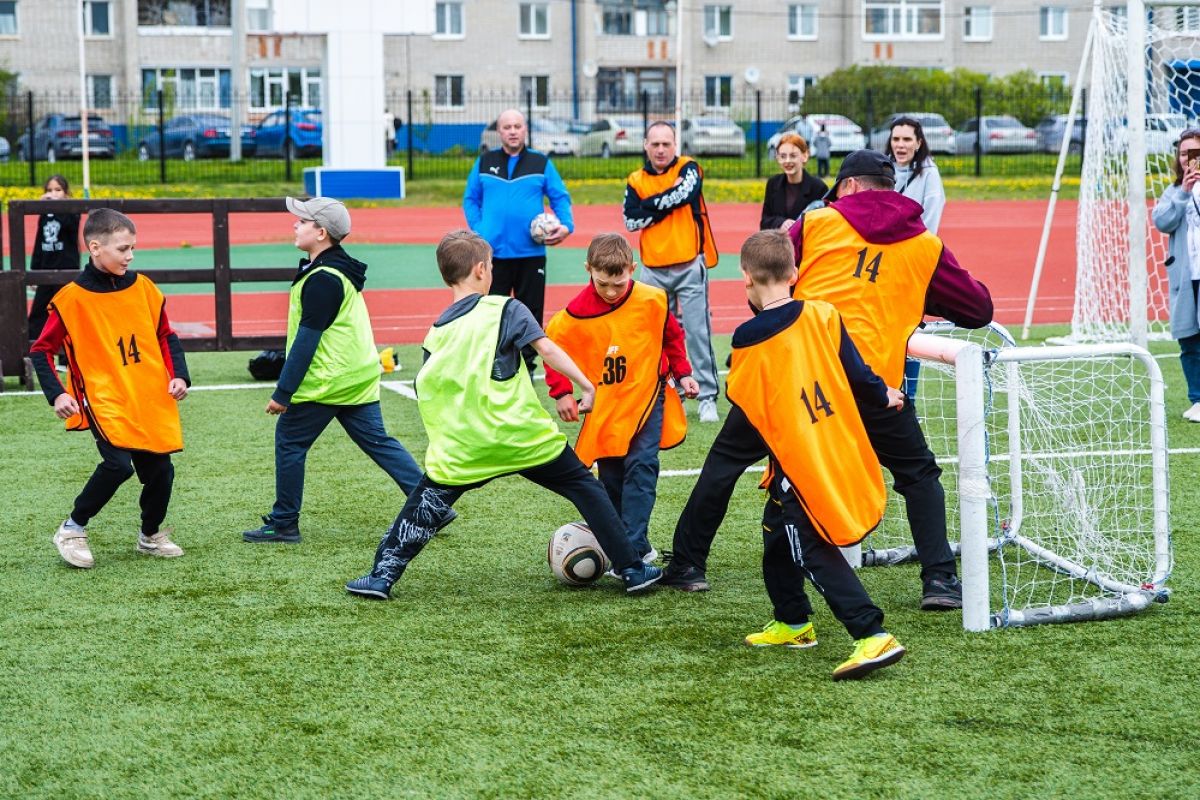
[0,334,1196,798]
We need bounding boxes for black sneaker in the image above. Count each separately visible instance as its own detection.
[433,508,457,534]
[620,562,663,594]
[659,562,711,592]
[921,574,963,610]
[345,575,391,600]
[242,516,301,543]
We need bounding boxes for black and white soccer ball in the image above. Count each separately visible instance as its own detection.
[529,212,559,245]
[547,522,610,586]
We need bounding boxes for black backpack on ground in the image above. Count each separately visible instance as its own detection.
[247,350,285,381]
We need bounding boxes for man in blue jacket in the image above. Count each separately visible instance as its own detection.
[464,108,574,375]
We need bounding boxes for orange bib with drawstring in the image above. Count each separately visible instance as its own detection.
[627,156,719,268]
[545,282,686,467]
[50,275,183,454]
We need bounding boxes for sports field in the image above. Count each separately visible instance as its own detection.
[1,332,1196,798]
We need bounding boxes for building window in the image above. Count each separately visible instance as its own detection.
[787,74,816,109]
[1177,7,1200,32]
[435,2,464,37]
[863,0,943,40]
[788,5,817,40]
[138,1,231,27]
[1039,72,1069,93]
[520,75,550,108]
[519,3,549,37]
[249,67,321,110]
[704,75,732,108]
[703,5,732,40]
[246,0,271,31]
[0,1,16,35]
[597,66,675,112]
[87,75,114,109]
[1040,6,1067,40]
[600,1,669,36]
[435,75,464,109]
[83,1,111,36]
[963,6,991,40]
[142,67,232,110]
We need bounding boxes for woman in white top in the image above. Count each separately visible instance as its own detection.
[886,116,946,234]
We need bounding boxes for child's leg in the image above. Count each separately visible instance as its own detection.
[336,401,423,494]
[595,457,625,515]
[614,390,665,557]
[70,439,137,526]
[761,488,814,626]
[130,451,174,536]
[773,474,885,640]
[520,446,640,570]
[369,476,466,585]
[271,402,338,525]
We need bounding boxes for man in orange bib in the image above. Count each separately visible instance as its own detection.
[730,230,907,680]
[545,233,700,563]
[30,208,190,569]
[624,121,721,423]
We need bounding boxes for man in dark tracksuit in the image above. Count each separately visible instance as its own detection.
[661,150,993,611]
[463,108,574,375]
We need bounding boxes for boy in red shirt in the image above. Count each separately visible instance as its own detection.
[545,233,699,562]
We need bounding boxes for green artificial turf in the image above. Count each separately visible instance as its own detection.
[1,337,1196,799]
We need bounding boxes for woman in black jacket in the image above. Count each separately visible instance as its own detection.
[760,132,828,231]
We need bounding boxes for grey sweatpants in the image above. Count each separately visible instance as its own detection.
[639,255,719,401]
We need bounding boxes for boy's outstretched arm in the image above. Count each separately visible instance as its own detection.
[532,336,595,412]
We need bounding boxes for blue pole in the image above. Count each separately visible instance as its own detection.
[570,0,580,119]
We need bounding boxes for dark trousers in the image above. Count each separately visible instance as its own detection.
[272,401,423,526]
[369,446,638,585]
[669,401,955,582]
[489,255,547,373]
[596,389,665,557]
[72,437,174,536]
[762,472,885,639]
[28,284,59,341]
[816,158,831,179]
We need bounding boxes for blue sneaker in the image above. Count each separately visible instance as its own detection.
[620,562,663,593]
[345,575,392,600]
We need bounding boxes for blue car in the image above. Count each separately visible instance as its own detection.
[137,114,257,161]
[254,108,323,158]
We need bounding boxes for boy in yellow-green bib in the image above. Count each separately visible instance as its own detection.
[243,197,454,543]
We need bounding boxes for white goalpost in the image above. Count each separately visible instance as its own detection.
[864,324,1172,632]
[1025,0,1200,344]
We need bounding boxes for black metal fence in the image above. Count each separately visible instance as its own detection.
[0,86,1087,187]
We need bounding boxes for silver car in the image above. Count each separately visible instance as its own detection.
[681,115,746,157]
[869,113,957,155]
[579,117,646,158]
[954,115,1038,154]
[479,117,580,156]
[804,114,867,154]
[766,115,816,160]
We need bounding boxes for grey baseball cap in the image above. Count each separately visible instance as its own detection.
[286,196,351,240]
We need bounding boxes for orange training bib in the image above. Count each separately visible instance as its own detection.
[627,156,719,268]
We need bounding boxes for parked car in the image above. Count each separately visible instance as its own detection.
[579,117,645,157]
[766,115,816,160]
[954,115,1038,155]
[803,114,867,154]
[479,117,581,156]
[1145,112,1189,154]
[1035,114,1088,154]
[254,108,322,158]
[869,112,957,155]
[137,114,257,161]
[17,114,115,162]
[0,136,9,163]
[680,115,746,157]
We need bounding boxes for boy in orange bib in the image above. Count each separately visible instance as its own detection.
[545,233,699,562]
[727,230,906,681]
[30,208,190,569]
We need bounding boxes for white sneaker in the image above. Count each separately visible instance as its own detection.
[53,520,94,569]
[137,529,185,558]
[642,547,659,564]
[1183,402,1200,422]
[698,398,719,423]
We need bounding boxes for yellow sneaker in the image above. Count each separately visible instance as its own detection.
[743,620,818,649]
[832,633,905,681]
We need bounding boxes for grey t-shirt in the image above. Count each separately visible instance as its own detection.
[429,293,545,380]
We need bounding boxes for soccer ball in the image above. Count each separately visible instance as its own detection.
[547,522,610,586]
[529,212,559,245]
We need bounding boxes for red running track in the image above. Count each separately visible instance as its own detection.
[17,201,1079,343]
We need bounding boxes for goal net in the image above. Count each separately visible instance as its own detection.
[1070,3,1200,343]
[864,324,1172,630]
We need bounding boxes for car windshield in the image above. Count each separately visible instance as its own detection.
[66,116,106,127]
[694,118,734,128]
[989,117,1024,128]
[533,119,567,133]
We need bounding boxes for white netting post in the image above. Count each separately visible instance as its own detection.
[1129,0,1150,347]
[953,343,991,632]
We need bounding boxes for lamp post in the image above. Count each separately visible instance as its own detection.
[665,0,683,134]
[77,0,91,196]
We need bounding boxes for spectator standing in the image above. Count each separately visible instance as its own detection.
[384,109,396,159]
[760,133,827,231]
[27,174,82,341]
[1151,128,1200,421]
[812,125,833,179]
[623,121,721,422]
[463,108,573,375]
[886,116,945,234]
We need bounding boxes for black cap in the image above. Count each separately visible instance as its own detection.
[824,149,896,202]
